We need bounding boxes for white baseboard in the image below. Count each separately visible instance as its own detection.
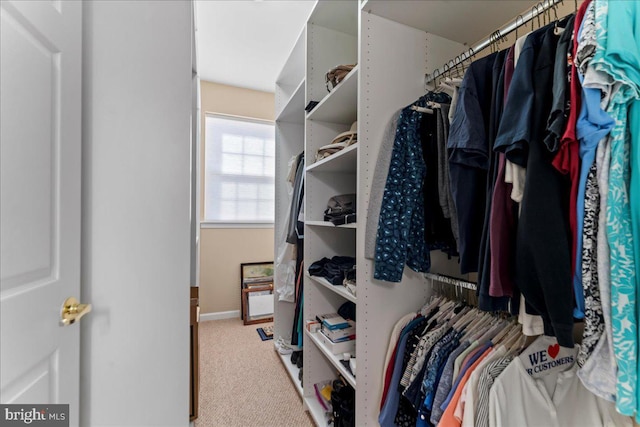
[200,310,240,321]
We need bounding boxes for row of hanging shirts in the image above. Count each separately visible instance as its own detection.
[368,0,639,422]
[378,293,632,427]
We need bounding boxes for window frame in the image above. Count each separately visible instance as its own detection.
[201,113,276,229]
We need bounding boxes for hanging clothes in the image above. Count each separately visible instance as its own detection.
[510,29,546,339]
[590,0,640,418]
[551,2,591,321]
[488,339,631,427]
[430,339,472,424]
[472,352,513,427]
[489,357,631,427]
[475,48,513,313]
[374,93,451,282]
[286,152,304,244]
[285,153,304,346]
[577,163,604,367]
[275,154,301,303]
[380,296,634,427]
[630,98,640,422]
[578,2,618,399]
[573,1,613,370]
[371,2,640,418]
[374,100,431,283]
[290,249,304,347]
[365,109,402,260]
[494,21,577,348]
[421,108,457,257]
[488,45,517,302]
[447,52,499,275]
[379,316,431,426]
[435,105,460,248]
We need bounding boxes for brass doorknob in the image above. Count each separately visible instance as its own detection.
[61,297,92,326]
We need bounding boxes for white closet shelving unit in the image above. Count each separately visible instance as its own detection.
[354,4,466,425]
[303,2,359,424]
[275,1,542,424]
[273,25,306,397]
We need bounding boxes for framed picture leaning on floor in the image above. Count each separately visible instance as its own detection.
[240,262,274,325]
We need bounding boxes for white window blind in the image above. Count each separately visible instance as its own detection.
[204,115,275,224]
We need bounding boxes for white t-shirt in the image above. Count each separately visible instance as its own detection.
[489,357,632,427]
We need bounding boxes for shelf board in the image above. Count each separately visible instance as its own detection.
[306,220,357,229]
[304,396,330,427]
[306,330,356,389]
[307,273,356,304]
[306,143,357,173]
[308,0,358,36]
[360,1,539,46]
[276,27,306,86]
[276,79,305,124]
[277,351,303,397]
[306,66,358,125]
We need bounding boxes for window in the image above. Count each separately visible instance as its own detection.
[204,114,275,225]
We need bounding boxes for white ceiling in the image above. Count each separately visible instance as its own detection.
[195,0,544,93]
[195,0,315,93]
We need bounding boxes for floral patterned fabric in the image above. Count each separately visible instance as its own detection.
[577,136,617,403]
[591,0,639,416]
[374,92,451,282]
[374,102,430,282]
[605,99,637,417]
[578,163,604,367]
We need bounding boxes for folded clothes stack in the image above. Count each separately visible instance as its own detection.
[308,256,356,286]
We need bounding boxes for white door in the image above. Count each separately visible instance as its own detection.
[0,0,82,425]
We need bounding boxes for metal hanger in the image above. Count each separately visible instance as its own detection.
[515,14,524,39]
[496,30,502,51]
[467,47,476,64]
[453,54,463,78]
[552,4,564,35]
[426,67,440,92]
[531,3,542,31]
[447,59,455,79]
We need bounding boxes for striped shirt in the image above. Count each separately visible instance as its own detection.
[474,354,513,427]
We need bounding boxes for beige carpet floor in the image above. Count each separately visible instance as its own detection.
[196,318,313,427]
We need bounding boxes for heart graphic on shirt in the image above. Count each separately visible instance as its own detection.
[548,344,560,359]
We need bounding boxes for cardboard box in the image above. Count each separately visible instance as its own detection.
[318,330,355,354]
[306,319,321,333]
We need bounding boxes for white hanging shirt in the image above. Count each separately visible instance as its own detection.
[489,356,632,427]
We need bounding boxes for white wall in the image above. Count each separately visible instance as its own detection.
[81,1,192,426]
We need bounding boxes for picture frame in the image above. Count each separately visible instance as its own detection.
[240,262,274,325]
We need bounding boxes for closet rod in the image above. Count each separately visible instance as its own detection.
[424,273,477,291]
[425,0,564,85]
